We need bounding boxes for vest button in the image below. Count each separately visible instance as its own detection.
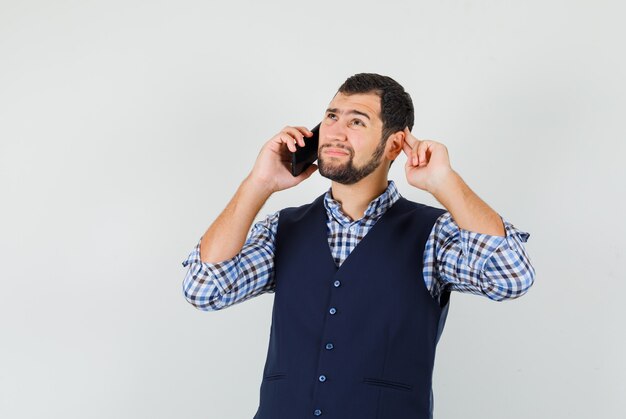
[328,307,337,315]
[313,409,322,416]
[319,374,327,382]
[325,342,334,350]
[333,280,341,287]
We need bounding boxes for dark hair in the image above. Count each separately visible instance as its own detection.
[337,73,414,168]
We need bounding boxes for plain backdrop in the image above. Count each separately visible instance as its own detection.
[1,1,625,418]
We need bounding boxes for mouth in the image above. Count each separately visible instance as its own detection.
[323,147,350,157]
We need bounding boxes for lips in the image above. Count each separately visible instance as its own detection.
[323,147,350,156]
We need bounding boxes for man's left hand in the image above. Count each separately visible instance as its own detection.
[402,127,455,194]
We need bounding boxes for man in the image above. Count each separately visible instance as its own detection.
[182,73,535,419]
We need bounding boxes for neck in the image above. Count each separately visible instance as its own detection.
[330,173,389,221]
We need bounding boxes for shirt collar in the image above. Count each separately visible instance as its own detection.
[323,180,401,225]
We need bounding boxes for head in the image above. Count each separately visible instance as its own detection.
[317,73,415,185]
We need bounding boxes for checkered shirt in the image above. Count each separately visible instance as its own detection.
[182,180,535,310]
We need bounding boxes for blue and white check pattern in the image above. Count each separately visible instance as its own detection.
[182,180,535,310]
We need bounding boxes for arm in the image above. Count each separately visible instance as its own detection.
[182,211,280,310]
[201,123,319,263]
[181,125,318,311]
[423,212,535,302]
[199,176,274,264]
[400,128,535,301]
[401,127,504,236]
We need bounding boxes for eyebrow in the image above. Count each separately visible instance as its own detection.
[325,107,371,120]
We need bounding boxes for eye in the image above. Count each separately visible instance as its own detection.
[326,113,337,120]
[352,119,365,127]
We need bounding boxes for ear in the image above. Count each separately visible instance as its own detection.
[384,131,405,161]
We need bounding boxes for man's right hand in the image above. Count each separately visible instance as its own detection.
[248,125,319,194]
[198,126,318,264]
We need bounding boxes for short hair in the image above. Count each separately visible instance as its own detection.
[337,73,414,168]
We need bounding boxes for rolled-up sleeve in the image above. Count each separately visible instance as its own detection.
[181,211,280,311]
[426,212,535,301]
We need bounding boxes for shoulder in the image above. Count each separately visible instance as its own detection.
[394,196,446,220]
[278,192,326,223]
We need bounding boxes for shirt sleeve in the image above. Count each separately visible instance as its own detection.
[181,210,280,311]
[423,212,536,302]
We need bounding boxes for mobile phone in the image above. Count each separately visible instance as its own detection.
[291,123,320,177]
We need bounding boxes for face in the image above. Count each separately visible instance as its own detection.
[317,92,387,185]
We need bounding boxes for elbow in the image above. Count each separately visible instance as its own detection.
[514,262,536,298]
[182,278,227,312]
[484,264,536,302]
[183,287,226,312]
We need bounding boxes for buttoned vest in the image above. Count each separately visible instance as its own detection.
[253,192,450,419]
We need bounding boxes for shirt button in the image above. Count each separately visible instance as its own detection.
[350,225,356,231]
[319,374,327,382]
[333,280,341,287]
[325,343,334,350]
[329,307,337,315]
[314,409,322,416]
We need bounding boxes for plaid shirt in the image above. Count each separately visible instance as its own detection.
[182,180,535,310]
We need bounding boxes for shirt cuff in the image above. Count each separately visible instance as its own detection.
[458,216,530,272]
[181,239,240,294]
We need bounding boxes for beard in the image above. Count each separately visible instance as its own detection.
[317,141,386,185]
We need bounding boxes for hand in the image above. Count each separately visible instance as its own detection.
[248,125,318,193]
[402,127,455,193]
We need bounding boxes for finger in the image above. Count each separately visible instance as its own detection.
[416,141,429,166]
[279,134,298,152]
[404,127,418,148]
[293,126,314,137]
[401,141,413,160]
[283,127,307,146]
[283,127,304,146]
[412,142,419,166]
[405,141,419,166]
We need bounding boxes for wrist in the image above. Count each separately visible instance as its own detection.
[244,173,276,197]
[427,168,460,197]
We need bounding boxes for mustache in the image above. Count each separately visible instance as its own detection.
[321,144,353,155]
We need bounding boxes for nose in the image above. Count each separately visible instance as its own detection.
[322,122,348,143]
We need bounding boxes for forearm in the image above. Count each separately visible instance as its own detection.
[426,213,535,302]
[200,175,273,263]
[430,170,505,237]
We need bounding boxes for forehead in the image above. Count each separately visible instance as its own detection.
[328,92,382,121]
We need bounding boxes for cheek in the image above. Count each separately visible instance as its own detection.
[355,138,379,158]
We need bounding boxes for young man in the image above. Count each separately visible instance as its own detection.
[182,73,535,419]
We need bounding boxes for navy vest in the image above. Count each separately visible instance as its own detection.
[253,192,450,419]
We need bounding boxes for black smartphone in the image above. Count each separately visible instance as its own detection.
[291,123,320,177]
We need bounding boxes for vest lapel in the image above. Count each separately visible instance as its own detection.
[310,193,407,274]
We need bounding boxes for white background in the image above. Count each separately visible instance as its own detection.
[1,1,624,418]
